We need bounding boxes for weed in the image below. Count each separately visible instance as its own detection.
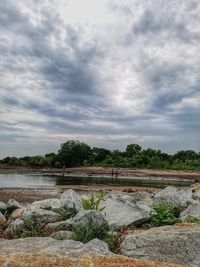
[150,202,181,226]
[82,192,109,212]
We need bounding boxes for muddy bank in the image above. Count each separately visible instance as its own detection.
[0,166,200,180]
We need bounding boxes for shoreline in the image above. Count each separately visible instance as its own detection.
[0,166,200,179]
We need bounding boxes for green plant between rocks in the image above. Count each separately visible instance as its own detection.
[57,205,77,220]
[103,233,123,253]
[184,215,200,224]
[71,217,109,243]
[150,202,181,226]
[82,192,108,212]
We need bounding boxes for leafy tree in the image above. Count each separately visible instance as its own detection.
[91,147,111,162]
[57,140,91,167]
[126,144,142,157]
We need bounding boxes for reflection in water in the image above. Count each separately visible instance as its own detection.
[55,176,192,189]
[0,174,193,189]
[0,174,56,188]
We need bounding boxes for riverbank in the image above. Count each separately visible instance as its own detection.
[0,166,200,179]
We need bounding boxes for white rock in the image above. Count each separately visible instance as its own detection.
[153,186,193,208]
[60,189,82,211]
[121,225,200,266]
[100,197,150,228]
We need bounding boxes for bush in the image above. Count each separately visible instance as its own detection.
[150,202,181,226]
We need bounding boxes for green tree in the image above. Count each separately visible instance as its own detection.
[57,140,91,167]
[126,144,142,157]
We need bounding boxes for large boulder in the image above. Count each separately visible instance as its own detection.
[180,203,200,221]
[153,186,194,208]
[21,208,60,224]
[60,189,82,211]
[30,190,82,213]
[100,197,151,228]
[29,198,62,211]
[0,237,183,267]
[121,225,200,266]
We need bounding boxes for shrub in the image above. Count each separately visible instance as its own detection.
[150,202,181,226]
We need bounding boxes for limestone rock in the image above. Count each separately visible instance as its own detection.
[50,230,72,240]
[0,237,111,260]
[180,203,200,221]
[132,192,154,206]
[121,225,200,266]
[45,220,72,233]
[0,201,6,213]
[0,212,6,226]
[21,208,60,224]
[153,186,193,208]
[100,197,150,228]
[30,198,62,211]
[3,218,24,238]
[60,189,82,211]
[10,208,27,220]
[71,210,108,242]
[7,199,21,213]
[0,236,184,266]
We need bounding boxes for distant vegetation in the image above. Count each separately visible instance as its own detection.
[0,140,200,171]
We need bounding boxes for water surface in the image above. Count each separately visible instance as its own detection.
[0,173,193,189]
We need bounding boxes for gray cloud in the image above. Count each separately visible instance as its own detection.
[0,0,200,157]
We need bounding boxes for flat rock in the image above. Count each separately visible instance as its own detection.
[121,225,200,266]
[153,186,193,208]
[0,237,183,267]
[100,197,151,228]
[0,237,111,259]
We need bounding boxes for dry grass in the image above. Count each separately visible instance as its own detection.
[0,254,186,267]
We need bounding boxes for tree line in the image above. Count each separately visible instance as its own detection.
[1,140,200,171]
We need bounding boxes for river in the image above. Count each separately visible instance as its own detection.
[0,173,194,189]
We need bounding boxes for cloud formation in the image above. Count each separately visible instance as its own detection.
[0,0,200,157]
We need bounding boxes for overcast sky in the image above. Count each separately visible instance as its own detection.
[0,0,200,158]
